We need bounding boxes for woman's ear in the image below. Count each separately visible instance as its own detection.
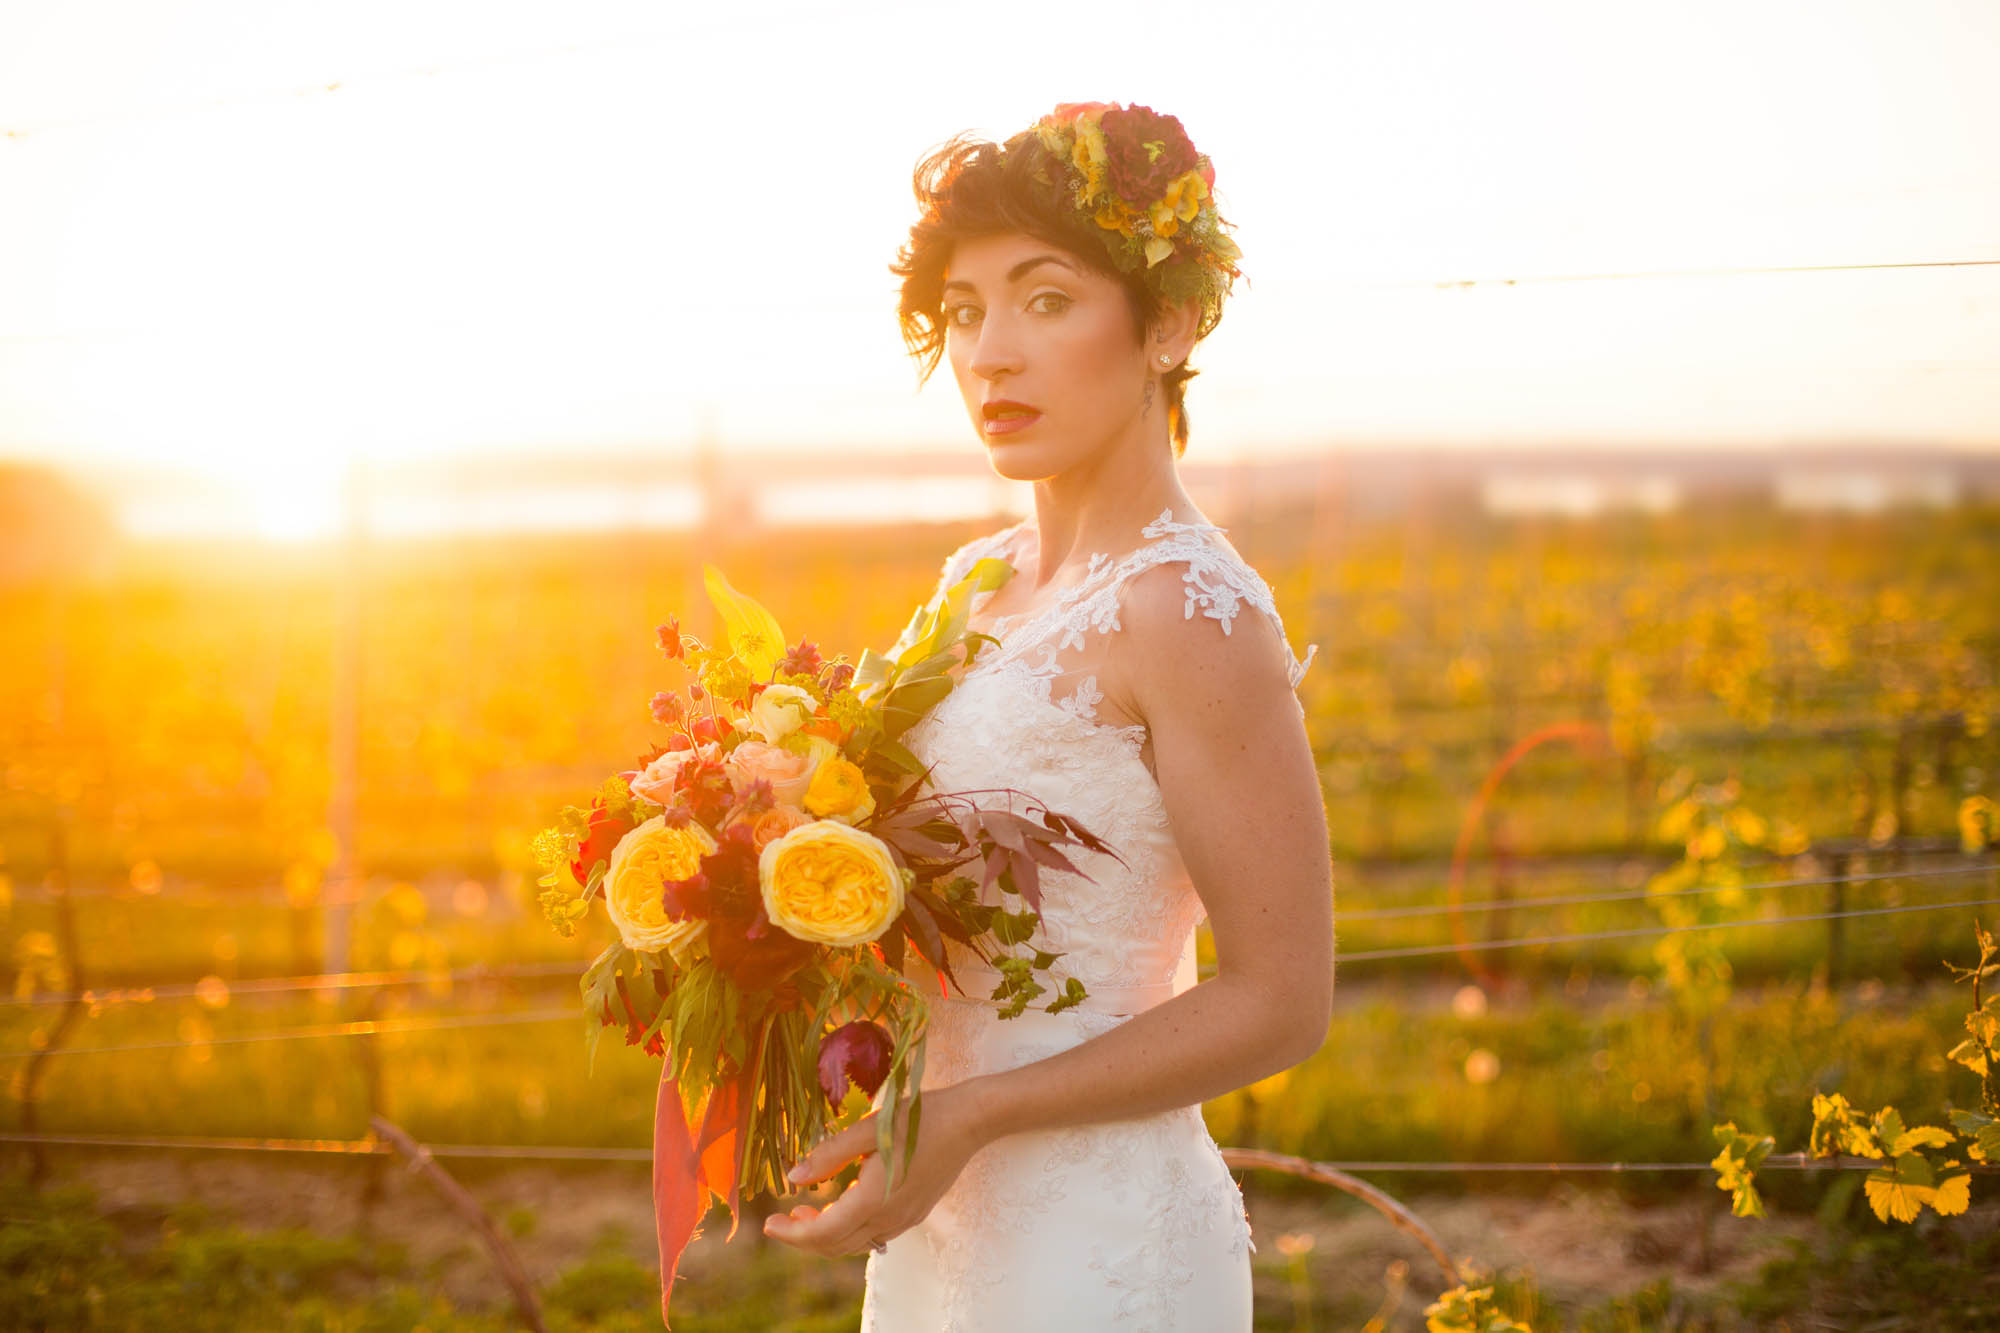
[1149,299,1202,367]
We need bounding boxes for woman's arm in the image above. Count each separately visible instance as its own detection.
[765,562,1334,1255]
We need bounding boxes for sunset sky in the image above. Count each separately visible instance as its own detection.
[1,0,1996,532]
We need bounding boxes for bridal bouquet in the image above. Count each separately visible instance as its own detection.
[532,560,1113,1323]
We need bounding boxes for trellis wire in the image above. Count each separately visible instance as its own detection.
[4,896,1995,1059]
[1331,896,2000,963]
[0,1007,574,1060]
[0,959,582,1008]
[1339,860,1998,922]
[1,1131,1992,1177]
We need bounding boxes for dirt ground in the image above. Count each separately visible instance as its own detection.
[39,1147,1827,1322]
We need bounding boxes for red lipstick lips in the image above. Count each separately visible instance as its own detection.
[982,399,1041,436]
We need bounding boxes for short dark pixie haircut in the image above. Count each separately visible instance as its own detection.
[891,129,1221,459]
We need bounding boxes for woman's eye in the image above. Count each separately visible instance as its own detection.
[945,304,981,327]
[1030,292,1071,314]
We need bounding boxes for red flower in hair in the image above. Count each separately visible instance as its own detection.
[1099,105,1199,205]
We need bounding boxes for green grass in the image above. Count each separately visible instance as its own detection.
[5,1166,1993,1331]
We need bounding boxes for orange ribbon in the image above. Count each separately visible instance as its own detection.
[652,1067,744,1328]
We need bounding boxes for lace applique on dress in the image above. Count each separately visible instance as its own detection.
[947,507,1319,735]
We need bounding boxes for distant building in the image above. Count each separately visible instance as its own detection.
[1774,466,1960,512]
[1480,472,1681,516]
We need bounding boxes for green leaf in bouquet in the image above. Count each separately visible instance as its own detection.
[894,650,958,685]
[987,955,1045,1020]
[899,556,1011,668]
[909,887,982,945]
[872,1060,902,1188]
[881,692,954,744]
[671,958,728,1094]
[900,895,953,985]
[878,923,905,972]
[867,736,926,777]
[702,563,788,681]
[1044,976,1088,1015]
[851,647,894,700]
[579,942,628,1078]
[636,961,675,1055]
[897,1044,927,1194]
[876,1001,929,1199]
[990,907,1040,947]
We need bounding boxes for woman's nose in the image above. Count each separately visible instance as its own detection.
[967,314,1023,381]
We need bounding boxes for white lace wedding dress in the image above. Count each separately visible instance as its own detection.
[860,508,1319,1333]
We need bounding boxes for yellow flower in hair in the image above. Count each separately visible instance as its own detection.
[1167,170,1207,222]
[1149,199,1180,238]
[1072,120,1109,196]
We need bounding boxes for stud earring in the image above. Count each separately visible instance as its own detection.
[1157,353,1173,368]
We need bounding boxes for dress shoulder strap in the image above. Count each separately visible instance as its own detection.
[1116,509,1319,690]
[1004,508,1318,694]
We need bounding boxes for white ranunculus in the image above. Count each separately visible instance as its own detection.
[748,683,816,744]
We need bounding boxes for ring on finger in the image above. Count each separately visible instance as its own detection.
[869,1237,888,1254]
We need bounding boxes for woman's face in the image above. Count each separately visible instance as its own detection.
[940,231,1155,478]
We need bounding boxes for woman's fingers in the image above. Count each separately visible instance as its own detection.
[767,1157,888,1255]
[785,1120,875,1187]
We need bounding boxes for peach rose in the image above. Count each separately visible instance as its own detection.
[724,739,819,807]
[748,803,813,853]
[629,742,717,806]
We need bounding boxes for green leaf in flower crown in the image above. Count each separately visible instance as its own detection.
[703,564,787,681]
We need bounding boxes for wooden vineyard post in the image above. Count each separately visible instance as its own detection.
[1219,1147,1462,1289]
[371,1116,546,1333]
[354,988,389,1231]
[19,816,86,1191]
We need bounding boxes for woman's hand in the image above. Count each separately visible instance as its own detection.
[762,1079,991,1257]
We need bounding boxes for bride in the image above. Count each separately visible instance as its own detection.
[762,101,1334,1331]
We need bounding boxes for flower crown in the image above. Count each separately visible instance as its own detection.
[1021,101,1243,336]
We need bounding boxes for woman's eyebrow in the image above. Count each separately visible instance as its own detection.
[941,254,1080,294]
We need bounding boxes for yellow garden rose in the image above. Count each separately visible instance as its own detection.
[602,815,716,965]
[803,755,876,824]
[759,820,907,947]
